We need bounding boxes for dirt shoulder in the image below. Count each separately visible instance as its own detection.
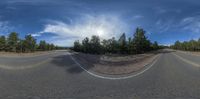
[175,50,200,56]
[0,51,56,57]
[186,51,200,56]
[71,52,159,75]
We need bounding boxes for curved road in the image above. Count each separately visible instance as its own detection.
[0,50,200,99]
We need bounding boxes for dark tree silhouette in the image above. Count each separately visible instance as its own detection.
[171,39,200,51]
[0,32,57,53]
[73,27,161,54]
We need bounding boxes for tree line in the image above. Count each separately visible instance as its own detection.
[0,32,59,53]
[73,27,162,54]
[171,39,200,51]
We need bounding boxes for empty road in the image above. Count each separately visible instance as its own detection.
[0,50,200,99]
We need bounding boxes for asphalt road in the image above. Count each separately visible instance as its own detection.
[0,50,200,99]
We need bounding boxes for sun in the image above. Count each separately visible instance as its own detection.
[96,28,105,37]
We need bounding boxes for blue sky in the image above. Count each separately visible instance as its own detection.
[0,0,200,46]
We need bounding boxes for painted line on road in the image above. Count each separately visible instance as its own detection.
[173,53,200,67]
[69,53,161,80]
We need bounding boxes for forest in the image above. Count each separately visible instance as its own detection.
[73,27,163,54]
[0,32,59,53]
[171,39,200,51]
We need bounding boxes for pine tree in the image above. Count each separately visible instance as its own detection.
[0,36,6,51]
[7,32,19,52]
[133,28,150,53]
[24,35,37,52]
[73,40,82,52]
[118,33,126,54]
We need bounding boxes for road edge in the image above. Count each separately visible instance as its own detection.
[69,52,161,80]
[173,53,200,67]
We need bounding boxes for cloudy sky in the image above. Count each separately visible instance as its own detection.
[0,0,200,46]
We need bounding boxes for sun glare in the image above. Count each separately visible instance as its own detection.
[96,28,105,37]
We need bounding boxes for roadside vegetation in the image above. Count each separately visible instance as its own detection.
[171,39,200,51]
[0,32,60,53]
[73,27,163,54]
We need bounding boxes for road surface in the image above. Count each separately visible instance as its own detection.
[0,50,200,99]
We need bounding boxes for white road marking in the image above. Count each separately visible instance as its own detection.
[173,53,200,67]
[69,53,161,80]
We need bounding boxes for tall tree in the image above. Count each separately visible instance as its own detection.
[73,40,82,52]
[50,44,55,50]
[118,33,126,53]
[73,27,160,54]
[101,39,108,53]
[0,36,6,51]
[127,37,135,54]
[16,39,24,53]
[90,35,102,54]
[24,35,37,52]
[174,40,181,50]
[7,32,19,52]
[133,28,150,53]
[38,40,47,51]
[152,41,159,50]
[82,37,90,53]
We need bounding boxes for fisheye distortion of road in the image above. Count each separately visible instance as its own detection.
[1,0,200,99]
[1,49,200,99]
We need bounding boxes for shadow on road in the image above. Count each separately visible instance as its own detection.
[50,53,95,74]
[50,49,175,74]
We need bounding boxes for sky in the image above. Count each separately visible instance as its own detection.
[0,0,200,46]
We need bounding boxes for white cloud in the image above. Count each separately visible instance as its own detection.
[35,14,129,46]
[154,7,181,14]
[154,7,167,14]
[0,21,14,35]
[132,15,144,19]
[31,33,41,37]
[152,19,174,33]
[182,17,194,23]
[180,16,200,33]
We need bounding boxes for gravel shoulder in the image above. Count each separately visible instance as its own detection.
[0,51,57,58]
[176,50,200,56]
[71,52,159,75]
